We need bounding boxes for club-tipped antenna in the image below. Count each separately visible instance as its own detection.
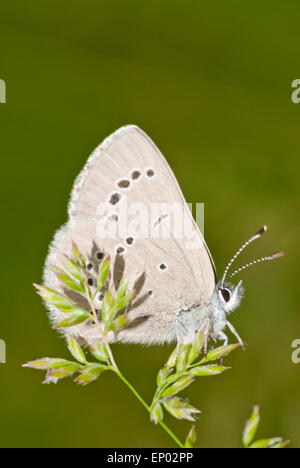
[227,252,284,280]
[220,225,269,288]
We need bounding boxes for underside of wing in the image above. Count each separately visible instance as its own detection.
[44,125,216,345]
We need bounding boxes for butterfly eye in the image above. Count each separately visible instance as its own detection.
[221,288,231,303]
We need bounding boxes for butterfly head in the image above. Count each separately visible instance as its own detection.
[216,280,244,313]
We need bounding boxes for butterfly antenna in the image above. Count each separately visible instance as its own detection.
[227,252,284,280]
[220,225,269,288]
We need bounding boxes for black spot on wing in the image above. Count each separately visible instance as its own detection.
[131,170,141,180]
[117,179,130,189]
[146,169,155,177]
[109,193,121,205]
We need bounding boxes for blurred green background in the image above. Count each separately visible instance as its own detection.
[0,0,299,448]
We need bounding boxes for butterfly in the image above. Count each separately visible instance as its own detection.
[44,125,283,353]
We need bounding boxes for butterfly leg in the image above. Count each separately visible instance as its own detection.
[210,333,218,343]
[217,331,228,346]
[226,320,245,349]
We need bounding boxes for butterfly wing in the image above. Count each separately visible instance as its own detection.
[44,125,217,345]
